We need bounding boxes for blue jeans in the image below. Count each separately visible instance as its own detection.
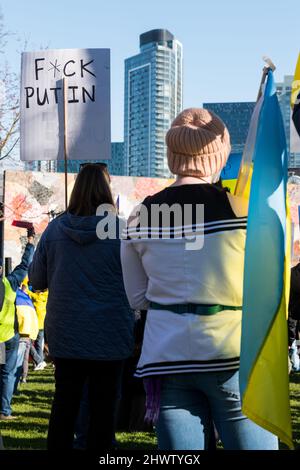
[156,370,278,450]
[289,340,300,371]
[30,330,44,366]
[35,330,44,362]
[14,338,30,393]
[0,333,19,416]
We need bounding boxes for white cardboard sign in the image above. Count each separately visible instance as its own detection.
[20,48,111,161]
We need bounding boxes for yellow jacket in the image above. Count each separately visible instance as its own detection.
[27,289,48,330]
[0,278,17,343]
[15,288,38,340]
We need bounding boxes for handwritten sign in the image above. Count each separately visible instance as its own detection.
[20,49,111,161]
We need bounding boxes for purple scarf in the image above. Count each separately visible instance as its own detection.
[143,377,161,425]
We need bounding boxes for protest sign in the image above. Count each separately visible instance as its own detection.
[20,48,111,161]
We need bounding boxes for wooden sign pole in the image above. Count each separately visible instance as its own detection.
[63,77,68,211]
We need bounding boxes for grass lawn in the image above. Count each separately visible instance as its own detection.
[0,367,299,450]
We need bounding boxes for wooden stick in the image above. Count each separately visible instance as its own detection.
[63,77,68,210]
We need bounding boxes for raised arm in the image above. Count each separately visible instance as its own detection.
[7,239,35,292]
[28,233,48,291]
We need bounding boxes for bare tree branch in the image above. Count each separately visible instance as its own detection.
[0,9,21,160]
[0,137,19,160]
[0,112,20,151]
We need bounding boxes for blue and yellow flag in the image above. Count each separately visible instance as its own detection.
[16,288,39,340]
[239,70,293,448]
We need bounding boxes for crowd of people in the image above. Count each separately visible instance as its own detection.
[0,238,48,420]
[0,96,299,451]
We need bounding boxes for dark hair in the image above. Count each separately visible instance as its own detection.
[79,162,111,182]
[67,164,115,216]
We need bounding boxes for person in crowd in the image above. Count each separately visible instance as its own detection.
[14,282,39,392]
[26,284,48,371]
[288,261,300,372]
[292,91,300,137]
[117,310,152,433]
[0,235,34,420]
[20,333,31,384]
[0,342,5,448]
[73,309,149,450]
[29,164,135,451]
[121,108,278,450]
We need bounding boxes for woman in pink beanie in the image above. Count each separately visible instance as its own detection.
[121,108,278,450]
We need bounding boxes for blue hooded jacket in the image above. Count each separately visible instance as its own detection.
[29,212,135,360]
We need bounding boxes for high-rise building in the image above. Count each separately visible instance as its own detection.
[26,142,124,175]
[276,75,300,168]
[203,102,255,154]
[104,142,124,175]
[124,29,183,177]
[24,161,56,172]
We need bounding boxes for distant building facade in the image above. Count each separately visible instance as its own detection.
[203,101,255,154]
[276,75,300,168]
[25,142,124,175]
[124,29,183,177]
[24,161,56,172]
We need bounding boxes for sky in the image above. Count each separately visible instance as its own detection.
[1,0,299,141]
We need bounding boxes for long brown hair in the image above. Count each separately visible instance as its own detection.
[67,164,115,216]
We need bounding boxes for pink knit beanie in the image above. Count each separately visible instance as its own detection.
[166,108,231,177]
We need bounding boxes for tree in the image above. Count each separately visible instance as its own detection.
[0,9,20,161]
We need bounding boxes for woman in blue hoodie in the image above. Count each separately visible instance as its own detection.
[29,164,134,451]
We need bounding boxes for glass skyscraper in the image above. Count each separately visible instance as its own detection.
[203,102,255,154]
[124,29,183,177]
[276,75,300,168]
[24,160,56,172]
[105,142,124,175]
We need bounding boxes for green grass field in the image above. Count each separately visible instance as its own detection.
[0,367,299,450]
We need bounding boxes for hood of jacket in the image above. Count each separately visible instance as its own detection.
[58,212,101,245]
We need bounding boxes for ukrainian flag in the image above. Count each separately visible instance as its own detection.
[16,288,39,340]
[239,70,293,448]
[234,92,264,198]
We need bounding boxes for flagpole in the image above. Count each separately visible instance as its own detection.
[234,57,276,196]
[256,67,270,102]
[256,57,275,101]
[63,77,68,211]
